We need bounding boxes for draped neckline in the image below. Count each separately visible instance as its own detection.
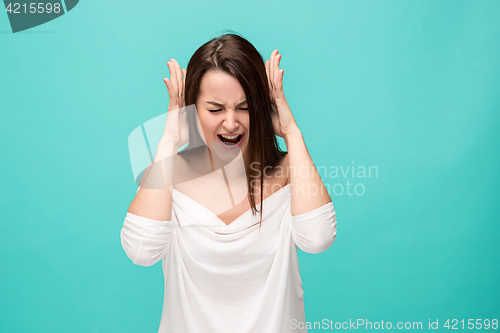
[172,183,291,228]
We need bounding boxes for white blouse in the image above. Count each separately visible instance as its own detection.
[120,183,337,333]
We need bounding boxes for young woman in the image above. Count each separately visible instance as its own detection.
[121,33,337,333]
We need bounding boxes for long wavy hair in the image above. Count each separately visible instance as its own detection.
[181,32,287,225]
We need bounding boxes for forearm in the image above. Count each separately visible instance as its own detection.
[127,144,177,221]
[285,130,332,216]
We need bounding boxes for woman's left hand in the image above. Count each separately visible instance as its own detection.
[265,50,300,138]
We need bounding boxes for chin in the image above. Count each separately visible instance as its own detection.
[209,144,241,163]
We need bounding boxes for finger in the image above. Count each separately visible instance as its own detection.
[269,50,277,83]
[164,78,174,97]
[170,59,181,96]
[181,68,187,98]
[273,53,281,86]
[164,78,178,111]
[167,61,179,96]
[170,59,183,97]
[278,69,284,90]
[272,50,279,83]
[265,60,271,88]
[171,59,182,94]
[164,77,178,105]
[163,78,175,100]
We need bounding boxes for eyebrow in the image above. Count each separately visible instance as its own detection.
[205,100,247,107]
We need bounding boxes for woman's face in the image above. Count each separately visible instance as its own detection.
[195,70,250,160]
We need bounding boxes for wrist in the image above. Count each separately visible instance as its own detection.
[154,142,178,162]
[284,128,302,145]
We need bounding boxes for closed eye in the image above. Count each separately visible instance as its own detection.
[208,108,248,112]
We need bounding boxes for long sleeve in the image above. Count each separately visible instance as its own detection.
[120,212,173,266]
[290,202,337,254]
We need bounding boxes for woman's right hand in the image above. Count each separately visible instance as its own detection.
[156,59,189,160]
[165,59,186,111]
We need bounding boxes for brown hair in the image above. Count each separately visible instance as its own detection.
[182,32,287,225]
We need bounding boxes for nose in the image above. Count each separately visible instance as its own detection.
[222,110,240,132]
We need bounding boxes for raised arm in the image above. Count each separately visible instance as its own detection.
[265,50,332,214]
[284,129,336,254]
[284,130,332,212]
[121,59,187,266]
[127,59,187,221]
[265,50,336,254]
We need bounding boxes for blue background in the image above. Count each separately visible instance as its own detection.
[1,0,499,332]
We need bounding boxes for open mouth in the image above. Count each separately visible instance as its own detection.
[217,134,244,149]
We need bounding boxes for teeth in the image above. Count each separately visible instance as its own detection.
[221,135,240,139]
